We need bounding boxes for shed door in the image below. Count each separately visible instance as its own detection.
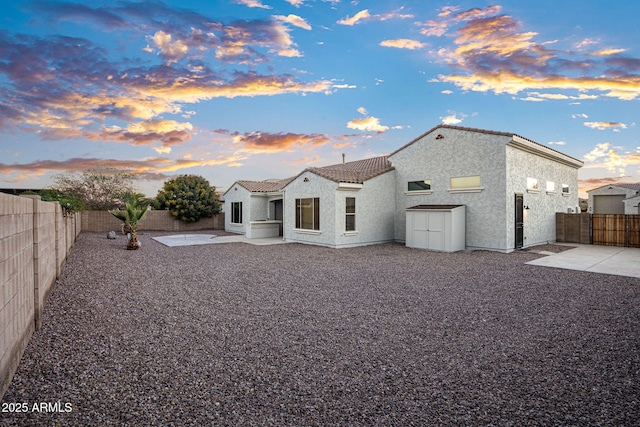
[593,195,625,214]
[409,211,444,251]
[426,212,445,251]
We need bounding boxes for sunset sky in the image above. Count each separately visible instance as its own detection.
[1,0,639,198]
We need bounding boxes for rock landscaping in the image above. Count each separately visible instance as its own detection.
[2,232,639,426]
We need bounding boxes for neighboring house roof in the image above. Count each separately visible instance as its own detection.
[300,155,395,184]
[586,183,640,194]
[226,176,295,194]
[388,124,583,167]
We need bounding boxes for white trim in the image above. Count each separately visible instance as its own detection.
[343,231,358,236]
[510,135,584,168]
[546,191,557,195]
[527,189,540,194]
[562,193,571,197]
[337,182,363,191]
[294,229,321,235]
[405,190,433,195]
[448,187,483,193]
[229,222,243,227]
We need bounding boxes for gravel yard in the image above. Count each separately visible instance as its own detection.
[2,232,639,426]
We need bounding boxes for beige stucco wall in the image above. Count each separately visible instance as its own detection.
[389,127,510,251]
[505,146,580,249]
[224,185,251,234]
[283,171,337,247]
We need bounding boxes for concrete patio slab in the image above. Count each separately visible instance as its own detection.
[526,244,640,278]
[152,234,289,247]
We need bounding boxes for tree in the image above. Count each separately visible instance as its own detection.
[52,168,138,210]
[109,194,149,250]
[156,175,220,222]
[38,189,84,217]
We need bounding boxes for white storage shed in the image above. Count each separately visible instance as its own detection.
[405,205,466,252]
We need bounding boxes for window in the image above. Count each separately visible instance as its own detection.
[527,177,539,192]
[346,197,356,232]
[450,175,481,189]
[546,181,555,193]
[408,180,431,191]
[562,184,570,194]
[295,198,320,230]
[231,202,242,224]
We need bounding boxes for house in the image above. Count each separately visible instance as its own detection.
[586,183,640,214]
[224,124,583,252]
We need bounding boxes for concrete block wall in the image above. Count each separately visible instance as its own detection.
[0,193,81,399]
[81,210,224,233]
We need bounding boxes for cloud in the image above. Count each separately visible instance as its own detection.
[583,121,627,131]
[592,48,626,56]
[337,7,412,26]
[337,9,370,26]
[440,114,462,125]
[0,25,333,147]
[234,0,271,9]
[285,0,304,7]
[548,141,566,146]
[275,14,312,30]
[379,39,424,50]
[232,131,330,153]
[429,6,640,101]
[0,154,250,183]
[572,113,589,119]
[582,142,640,176]
[357,107,368,115]
[347,116,389,133]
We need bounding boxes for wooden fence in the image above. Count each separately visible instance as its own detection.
[556,213,640,248]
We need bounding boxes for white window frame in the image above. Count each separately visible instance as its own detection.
[448,175,483,193]
[527,177,540,194]
[231,202,242,224]
[295,197,320,232]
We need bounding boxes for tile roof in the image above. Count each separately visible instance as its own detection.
[234,176,295,193]
[618,183,640,191]
[303,155,394,184]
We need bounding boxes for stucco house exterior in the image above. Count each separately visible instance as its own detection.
[224,124,583,252]
[586,183,640,214]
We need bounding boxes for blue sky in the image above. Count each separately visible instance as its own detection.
[1,0,639,198]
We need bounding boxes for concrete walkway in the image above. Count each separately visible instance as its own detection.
[152,234,289,247]
[526,244,640,278]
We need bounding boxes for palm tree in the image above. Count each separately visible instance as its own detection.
[109,194,149,250]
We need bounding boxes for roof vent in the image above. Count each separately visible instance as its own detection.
[435,134,445,140]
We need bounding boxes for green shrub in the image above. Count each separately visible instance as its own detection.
[156,175,220,222]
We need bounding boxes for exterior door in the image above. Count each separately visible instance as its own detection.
[515,193,524,249]
[273,199,283,236]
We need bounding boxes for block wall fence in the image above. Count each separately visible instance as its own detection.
[0,193,81,399]
[81,210,224,232]
[1,199,224,399]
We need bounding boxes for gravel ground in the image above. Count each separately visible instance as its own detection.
[2,232,639,426]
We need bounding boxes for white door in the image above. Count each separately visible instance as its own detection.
[412,211,428,249]
[427,212,445,251]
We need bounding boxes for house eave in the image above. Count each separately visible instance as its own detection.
[509,135,584,168]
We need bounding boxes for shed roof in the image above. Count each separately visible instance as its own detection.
[407,204,465,210]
